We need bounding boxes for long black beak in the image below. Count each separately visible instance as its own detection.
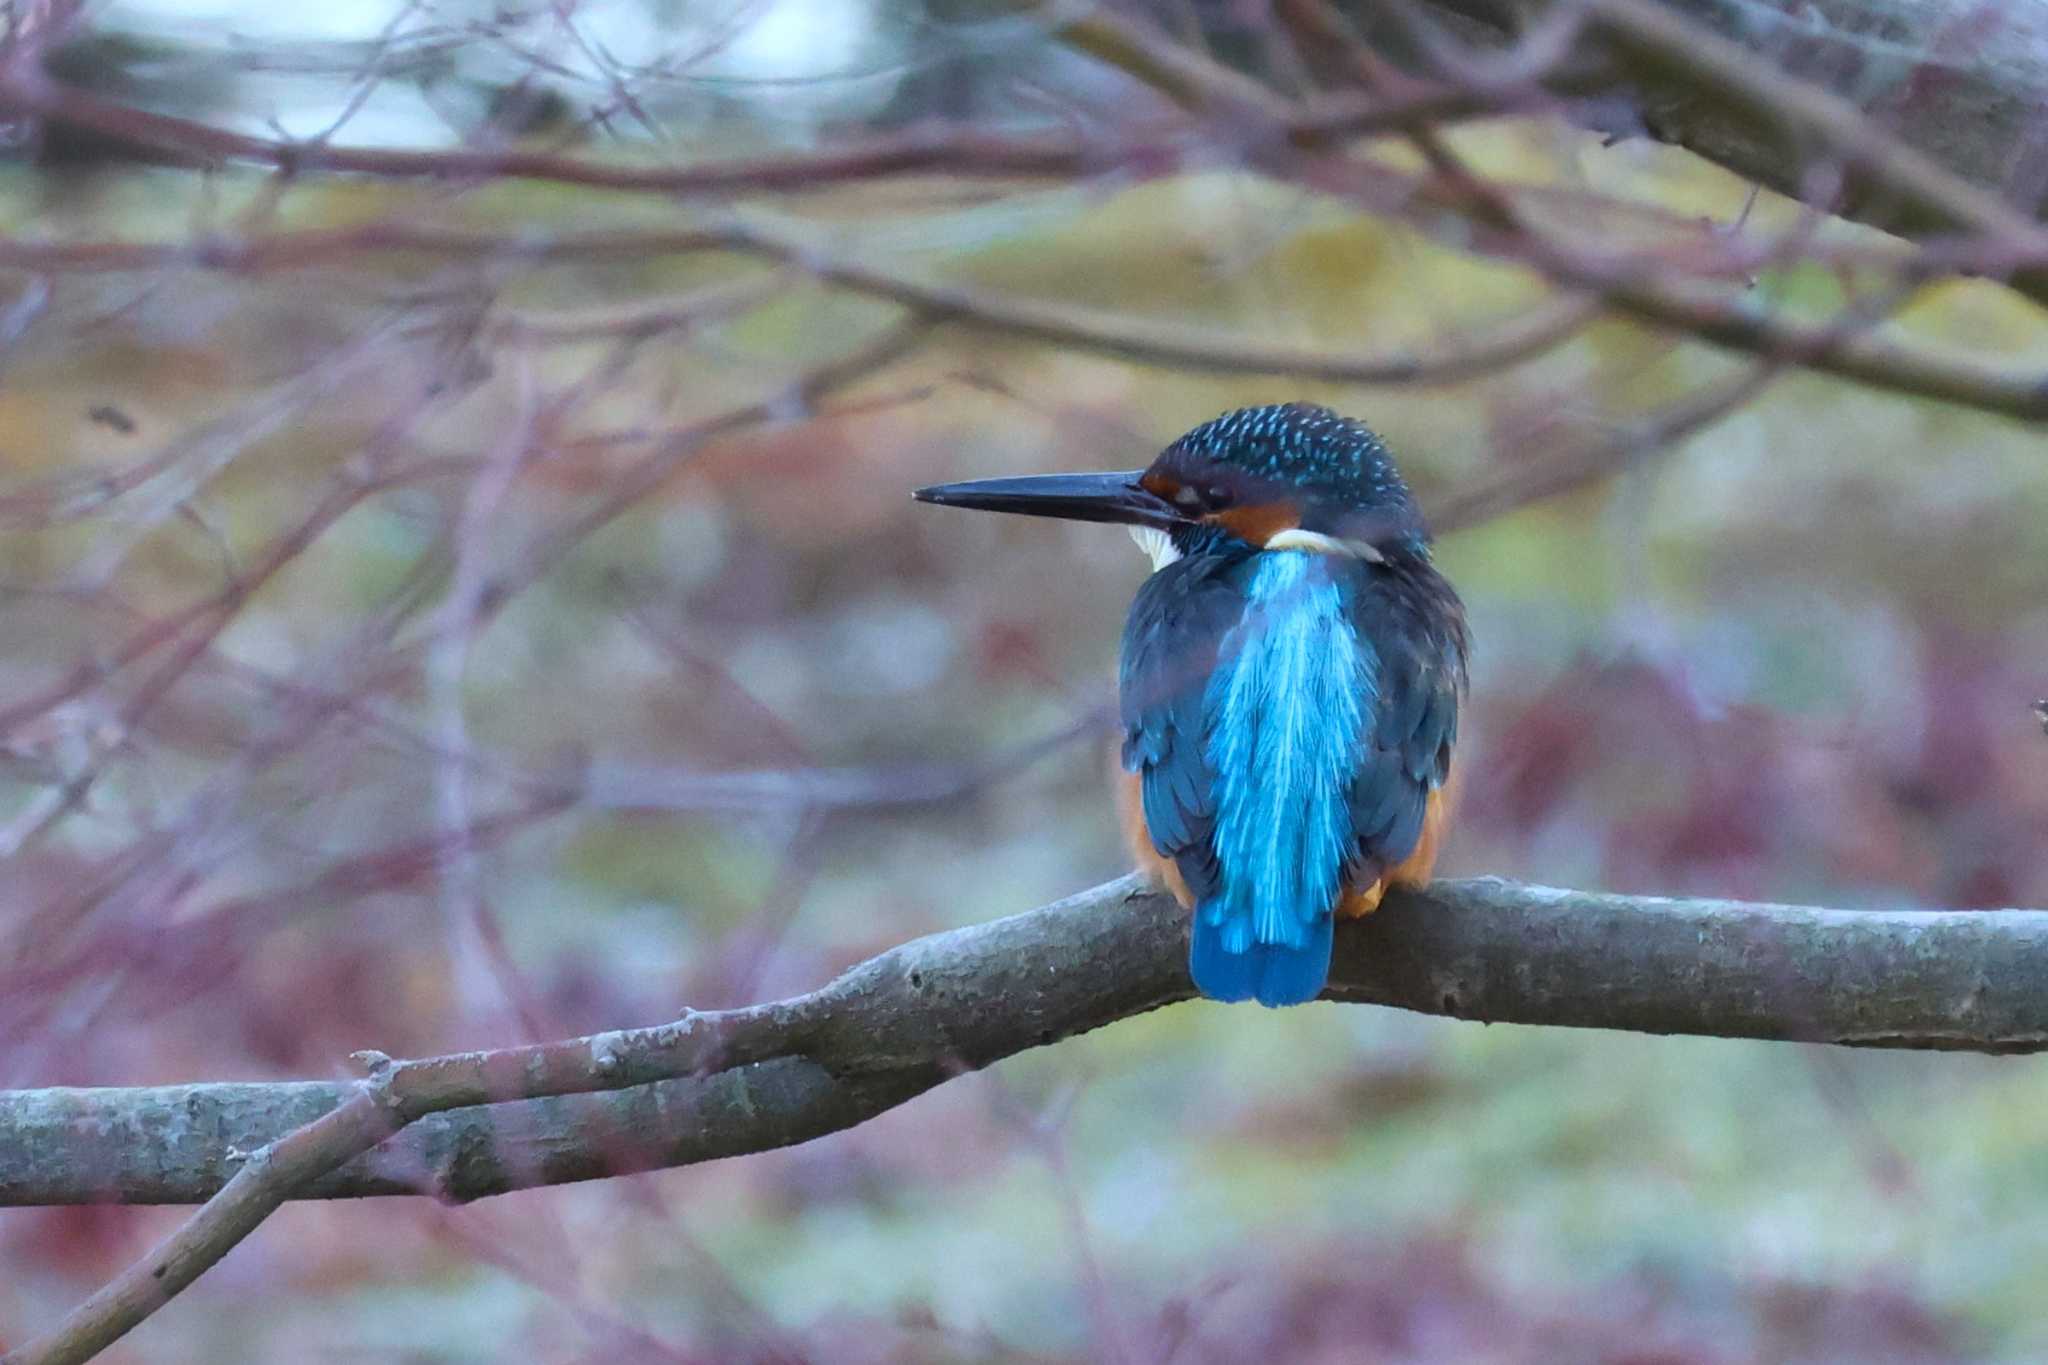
[913,470,1186,531]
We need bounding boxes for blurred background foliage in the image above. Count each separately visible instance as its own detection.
[1,0,2046,1361]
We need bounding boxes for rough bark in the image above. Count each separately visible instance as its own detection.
[1626,0,2048,223]
[1412,0,2048,233]
[5,874,2044,1209]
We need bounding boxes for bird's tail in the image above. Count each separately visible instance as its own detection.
[1189,908,1333,1007]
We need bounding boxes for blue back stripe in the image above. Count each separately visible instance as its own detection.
[1199,553,1375,953]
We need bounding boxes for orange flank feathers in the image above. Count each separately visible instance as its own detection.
[1116,765,1195,908]
[1118,759,1456,919]
[1338,782,1452,918]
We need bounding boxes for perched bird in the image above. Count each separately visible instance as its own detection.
[916,403,1468,1007]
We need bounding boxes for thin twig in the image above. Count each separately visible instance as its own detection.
[0,217,2041,419]
[0,59,1487,196]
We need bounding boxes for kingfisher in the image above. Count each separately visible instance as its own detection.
[916,402,1468,1007]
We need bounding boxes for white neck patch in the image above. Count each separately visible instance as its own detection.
[1128,525,1181,571]
[1263,528,1386,562]
[1128,524,1386,568]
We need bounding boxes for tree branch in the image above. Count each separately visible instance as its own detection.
[0,56,1477,197]
[8,873,2047,1215]
[12,871,2048,1363]
[0,215,2041,423]
[1396,0,2048,248]
[1581,0,2048,239]
[22,0,2048,249]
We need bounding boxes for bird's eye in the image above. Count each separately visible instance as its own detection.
[1204,484,1233,507]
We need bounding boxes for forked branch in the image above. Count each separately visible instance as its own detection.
[7,873,2048,1364]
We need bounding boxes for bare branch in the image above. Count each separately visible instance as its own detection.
[0,216,2039,421]
[6,872,2047,1215]
[8,867,2045,1365]
[1578,0,2048,239]
[0,56,1480,197]
[1576,0,2048,267]
[10,6,2048,1361]
[27,0,2048,262]
[1391,0,2048,252]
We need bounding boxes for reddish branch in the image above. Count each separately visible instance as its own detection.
[0,54,1482,196]
[0,217,2033,419]
[0,5,2038,425]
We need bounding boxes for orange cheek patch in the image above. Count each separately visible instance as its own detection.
[1140,471,1181,499]
[1210,502,1302,546]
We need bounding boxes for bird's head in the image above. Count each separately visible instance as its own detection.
[914,403,1430,569]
